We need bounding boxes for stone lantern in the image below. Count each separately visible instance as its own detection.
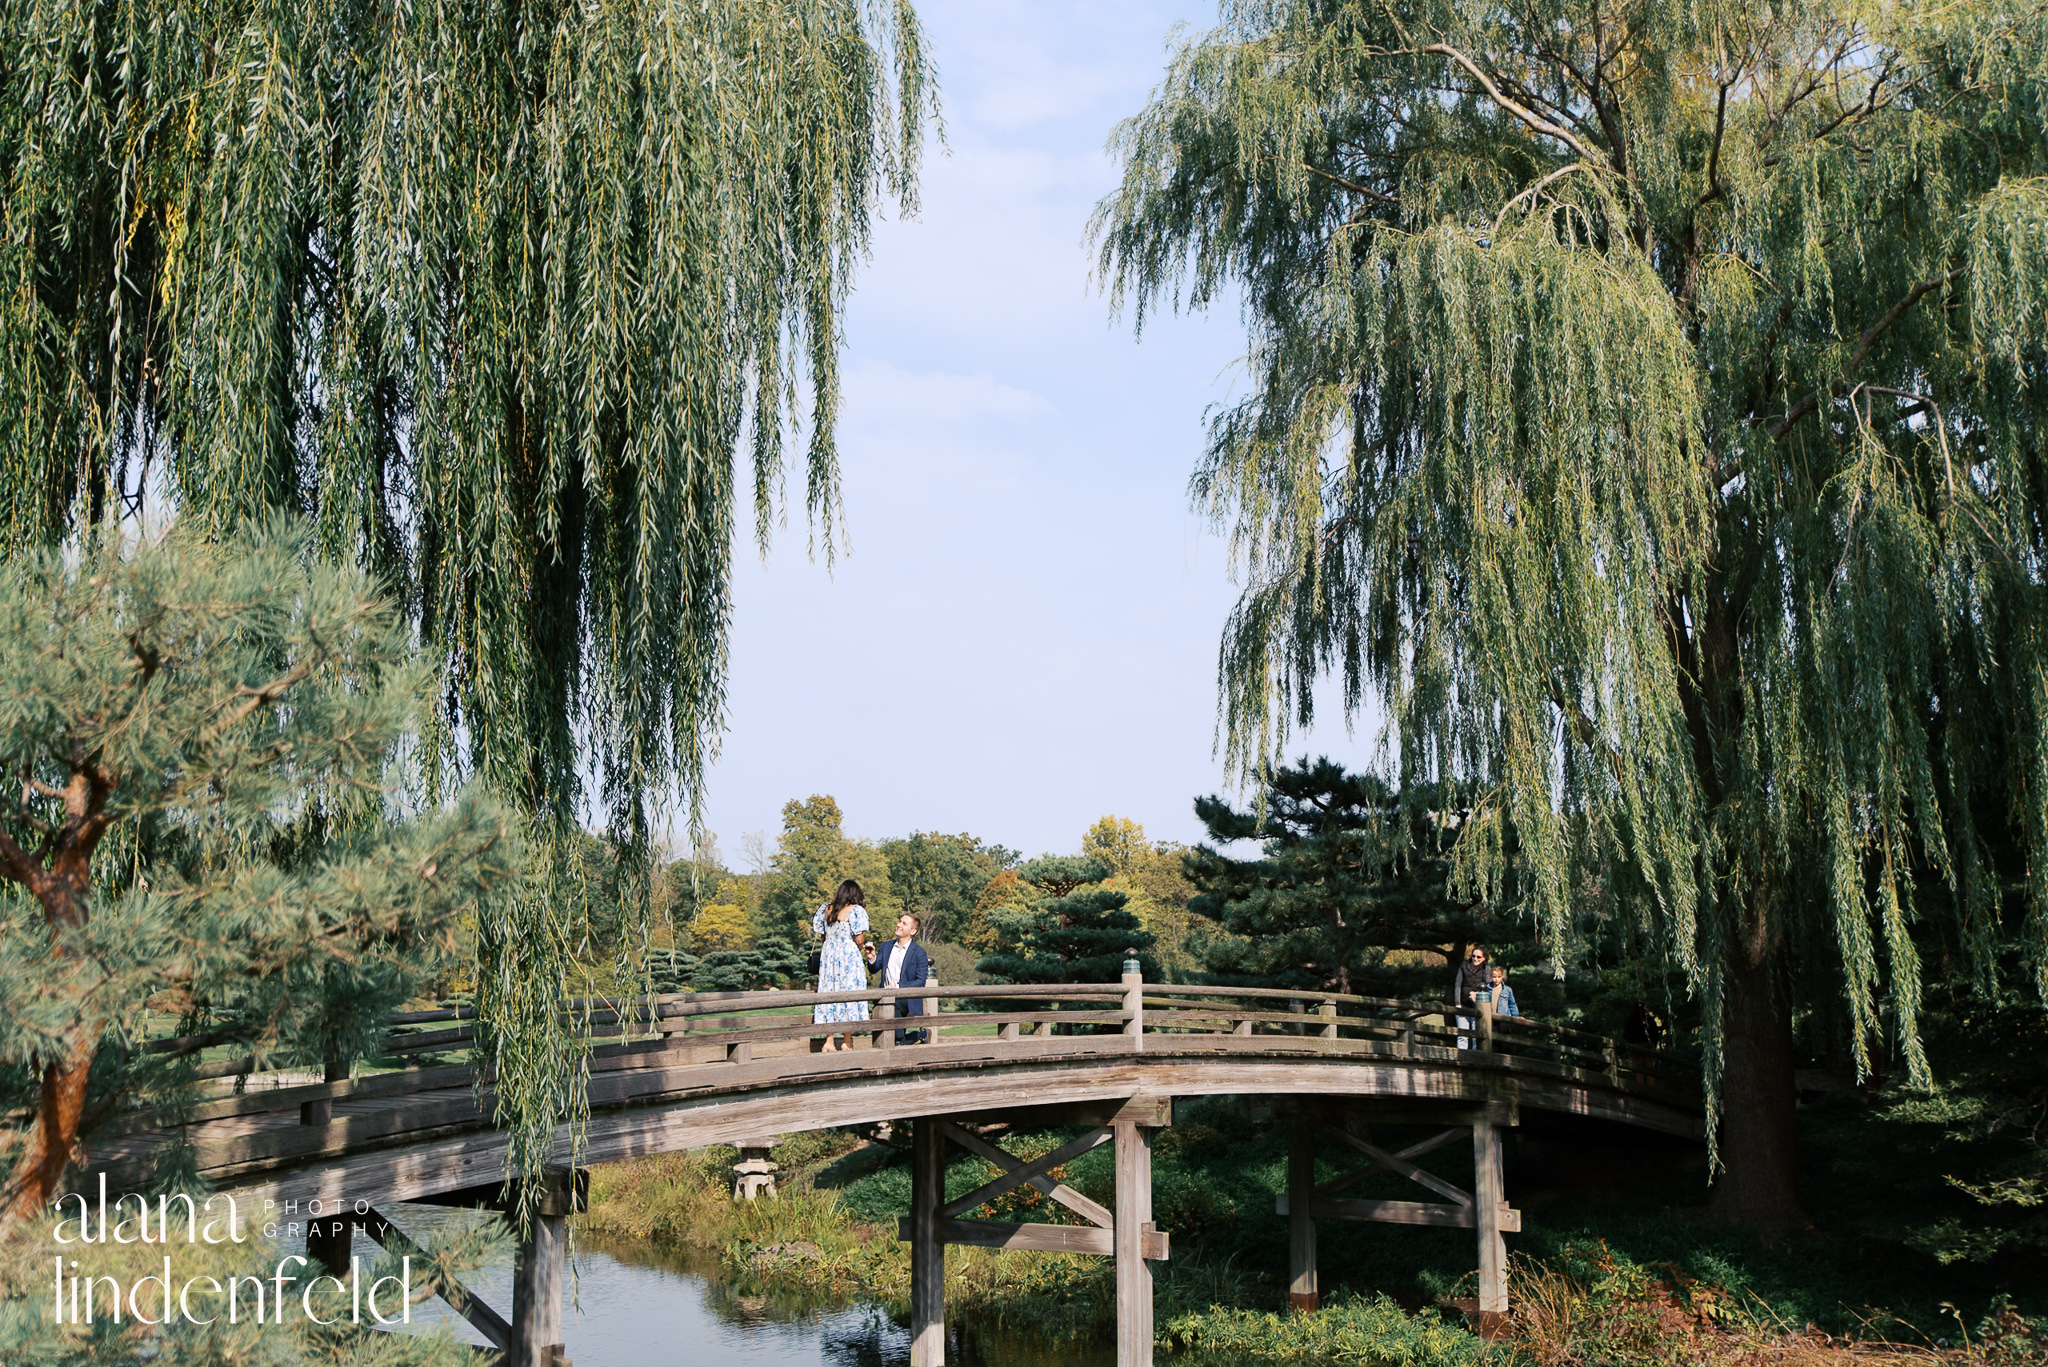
[732,1137,781,1199]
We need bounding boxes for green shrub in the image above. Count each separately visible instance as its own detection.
[1162,1293,1483,1365]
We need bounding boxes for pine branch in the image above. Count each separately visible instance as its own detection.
[141,1026,260,1059]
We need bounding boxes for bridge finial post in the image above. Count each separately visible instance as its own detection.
[1121,954,1143,1051]
[910,1119,945,1366]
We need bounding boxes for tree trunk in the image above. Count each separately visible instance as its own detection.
[3,1037,96,1225]
[1706,936,1808,1239]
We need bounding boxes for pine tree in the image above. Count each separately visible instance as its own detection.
[689,943,815,994]
[1187,760,1491,996]
[1096,0,2048,1233]
[977,857,1158,985]
[0,521,520,1226]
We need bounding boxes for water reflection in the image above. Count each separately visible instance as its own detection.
[350,1204,1112,1367]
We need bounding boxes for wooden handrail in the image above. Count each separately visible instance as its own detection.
[149,979,1700,1106]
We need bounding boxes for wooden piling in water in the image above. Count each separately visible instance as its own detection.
[510,1210,565,1367]
[911,1117,946,1366]
[1114,1118,1155,1367]
[304,1213,351,1273]
[510,1172,580,1367]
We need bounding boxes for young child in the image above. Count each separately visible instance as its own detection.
[1488,964,1521,1019]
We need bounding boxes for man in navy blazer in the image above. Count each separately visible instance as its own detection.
[865,912,931,1045]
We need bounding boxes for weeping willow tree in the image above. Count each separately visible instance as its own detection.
[1096,0,2048,1232]
[0,0,934,1193]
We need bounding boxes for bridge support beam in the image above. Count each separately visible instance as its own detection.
[911,1117,946,1367]
[1274,1101,1519,1329]
[1473,1120,1507,1317]
[1287,1110,1317,1313]
[510,1209,564,1367]
[305,1213,352,1273]
[511,1171,581,1367]
[1114,1119,1155,1367]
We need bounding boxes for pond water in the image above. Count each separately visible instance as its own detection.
[334,1204,1115,1367]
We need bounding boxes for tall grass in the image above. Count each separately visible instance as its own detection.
[579,1142,1126,1342]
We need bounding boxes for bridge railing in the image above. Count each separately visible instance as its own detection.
[131,979,1699,1126]
[98,978,1701,1178]
[346,978,1700,1104]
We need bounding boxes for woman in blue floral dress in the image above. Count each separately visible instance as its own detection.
[812,879,871,1051]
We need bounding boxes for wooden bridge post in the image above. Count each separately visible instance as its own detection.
[1287,1109,1317,1313]
[1473,1119,1507,1317]
[911,1117,946,1367]
[874,998,896,1051]
[305,1211,352,1274]
[1114,1118,1155,1367]
[1122,955,1144,1049]
[300,1057,356,1275]
[511,1172,578,1367]
[297,1058,351,1126]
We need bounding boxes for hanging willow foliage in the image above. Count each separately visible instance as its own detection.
[1096,0,2048,1229]
[0,0,934,1195]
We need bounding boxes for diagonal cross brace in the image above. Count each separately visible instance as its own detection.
[939,1125,1115,1221]
[1312,1126,1466,1198]
[1318,1126,1473,1206]
[361,1206,512,1351]
[938,1121,1115,1229]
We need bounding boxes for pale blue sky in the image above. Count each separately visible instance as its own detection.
[691,0,1365,862]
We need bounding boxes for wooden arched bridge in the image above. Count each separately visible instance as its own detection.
[90,974,1701,1367]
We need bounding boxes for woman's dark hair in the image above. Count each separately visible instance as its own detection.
[828,879,865,922]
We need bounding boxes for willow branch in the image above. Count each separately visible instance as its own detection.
[1769,270,1962,438]
[1494,163,1596,234]
[1411,43,1607,168]
[1300,161,1398,206]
